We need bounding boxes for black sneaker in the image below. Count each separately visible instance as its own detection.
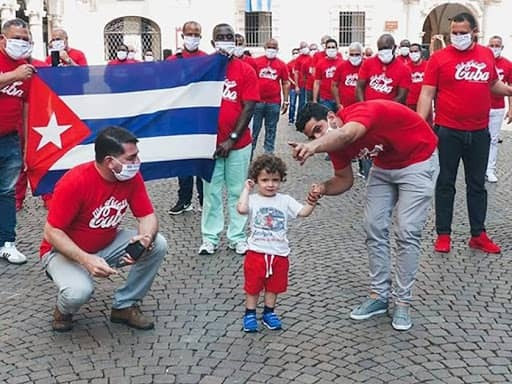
[168,202,193,215]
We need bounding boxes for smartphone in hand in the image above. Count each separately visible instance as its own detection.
[118,241,146,267]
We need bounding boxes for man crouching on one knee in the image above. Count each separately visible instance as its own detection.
[41,126,167,332]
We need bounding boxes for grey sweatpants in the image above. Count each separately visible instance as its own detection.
[364,152,439,304]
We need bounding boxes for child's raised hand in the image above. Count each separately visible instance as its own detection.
[307,183,324,205]
[245,179,255,190]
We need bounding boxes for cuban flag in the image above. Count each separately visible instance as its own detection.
[26,54,228,195]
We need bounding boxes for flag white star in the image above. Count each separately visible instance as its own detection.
[33,113,72,151]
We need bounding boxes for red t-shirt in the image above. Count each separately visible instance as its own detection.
[0,51,30,136]
[107,59,139,65]
[45,47,88,66]
[315,56,344,100]
[491,56,512,109]
[253,56,288,104]
[333,60,360,107]
[39,161,154,257]
[406,59,428,107]
[217,58,260,149]
[166,49,207,60]
[287,59,296,85]
[423,44,498,130]
[397,55,410,66]
[301,56,315,90]
[329,100,438,170]
[358,57,411,101]
[294,54,310,88]
[241,54,257,70]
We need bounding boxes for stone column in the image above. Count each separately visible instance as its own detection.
[0,0,19,27]
[47,0,63,30]
[25,0,46,59]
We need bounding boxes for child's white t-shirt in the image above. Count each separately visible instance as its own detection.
[247,193,304,256]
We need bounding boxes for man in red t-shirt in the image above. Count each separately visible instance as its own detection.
[294,41,311,112]
[356,34,411,104]
[45,28,87,67]
[486,35,512,183]
[332,41,363,110]
[313,38,343,111]
[300,43,319,103]
[251,38,289,155]
[397,39,411,66]
[166,21,207,216]
[41,126,167,332]
[405,43,428,111]
[0,18,35,265]
[198,23,260,256]
[234,33,257,70]
[287,48,299,124]
[418,12,512,254]
[291,101,438,331]
[107,44,140,65]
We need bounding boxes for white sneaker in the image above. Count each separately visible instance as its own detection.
[198,241,216,255]
[0,242,27,265]
[229,241,248,255]
[486,172,498,183]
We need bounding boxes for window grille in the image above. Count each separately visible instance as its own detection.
[339,11,365,46]
[244,11,272,47]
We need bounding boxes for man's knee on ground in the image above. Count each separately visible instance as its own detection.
[59,284,94,311]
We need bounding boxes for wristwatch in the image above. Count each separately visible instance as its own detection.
[230,132,239,141]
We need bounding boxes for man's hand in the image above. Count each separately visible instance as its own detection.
[131,233,153,249]
[288,141,316,165]
[281,102,289,115]
[214,139,234,158]
[59,49,72,64]
[14,64,36,81]
[506,109,512,124]
[82,254,118,277]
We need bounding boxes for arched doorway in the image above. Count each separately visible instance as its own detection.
[422,3,474,51]
[104,16,161,61]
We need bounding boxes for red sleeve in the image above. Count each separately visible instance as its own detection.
[358,59,370,81]
[129,174,154,218]
[423,54,439,87]
[47,173,82,230]
[490,62,499,83]
[241,63,260,102]
[507,60,512,84]
[399,65,412,88]
[314,61,323,80]
[328,151,351,170]
[76,51,87,66]
[280,61,289,81]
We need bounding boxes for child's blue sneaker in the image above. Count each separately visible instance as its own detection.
[262,312,282,330]
[243,313,258,332]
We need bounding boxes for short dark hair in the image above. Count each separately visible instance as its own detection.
[163,49,173,59]
[1,18,28,34]
[295,102,329,133]
[94,126,138,163]
[325,38,338,47]
[410,43,422,50]
[249,154,287,182]
[451,12,478,30]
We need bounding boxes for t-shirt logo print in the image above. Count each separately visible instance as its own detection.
[254,207,285,233]
[345,73,358,87]
[369,74,393,94]
[259,66,278,80]
[454,60,490,82]
[89,196,129,229]
[222,79,238,101]
[0,80,24,98]
[357,144,384,160]
[497,67,505,81]
[411,71,425,83]
[325,66,337,79]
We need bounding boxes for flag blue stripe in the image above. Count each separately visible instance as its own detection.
[80,107,219,144]
[35,158,215,195]
[36,54,229,96]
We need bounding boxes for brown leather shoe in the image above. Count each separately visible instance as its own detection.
[110,305,154,330]
[52,307,73,332]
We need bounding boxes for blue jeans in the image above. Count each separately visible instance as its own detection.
[289,88,298,123]
[177,176,203,206]
[319,98,337,111]
[0,133,22,244]
[298,88,307,114]
[252,102,281,154]
[43,229,167,314]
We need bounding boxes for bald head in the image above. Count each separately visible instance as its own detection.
[377,34,396,50]
[265,38,278,49]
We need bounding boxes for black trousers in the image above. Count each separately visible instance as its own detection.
[177,176,203,206]
[435,126,490,237]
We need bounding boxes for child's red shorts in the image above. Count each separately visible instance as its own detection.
[244,250,289,295]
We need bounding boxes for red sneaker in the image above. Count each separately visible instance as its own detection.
[434,234,451,253]
[469,232,501,254]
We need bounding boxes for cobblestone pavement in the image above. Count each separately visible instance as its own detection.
[2,117,512,384]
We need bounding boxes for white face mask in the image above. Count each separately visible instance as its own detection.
[215,41,235,56]
[265,48,277,59]
[184,36,201,51]
[491,47,502,58]
[349,55,362,66]
[399,46,410,56]
[233,46,245,57]
[409,51,421,62]
[144,55,154,62]
[50,39,65,51]
[300,47,310,55]
[117,51,128,61]
[5,38,33,60]
[377,48,394,64]
[325,48,337,59]
[112,158,141,181]
[127,52,136,60]
[451,33,473,51]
